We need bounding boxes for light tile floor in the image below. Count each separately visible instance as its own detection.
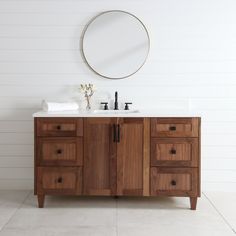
[0,191,235,236]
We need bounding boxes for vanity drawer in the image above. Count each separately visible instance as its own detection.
[151,138,198,167]
[37,137,83,166]
[37,167,82,195]
[36,118,83,137]
[151,167,198,196]
[151,118,199,138]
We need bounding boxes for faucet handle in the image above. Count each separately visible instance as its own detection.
[124,102,132,110]
[101,102,109,110]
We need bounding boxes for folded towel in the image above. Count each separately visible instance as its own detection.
[42,100,79,112]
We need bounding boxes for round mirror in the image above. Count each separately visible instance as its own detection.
[82,10,150,79]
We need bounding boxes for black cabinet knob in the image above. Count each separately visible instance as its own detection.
[171,180,176,186]
[169,126,176,131]
[57,177,63,183]
[56,125,61,130]
[57,149,63,154]
[170,149,176,155]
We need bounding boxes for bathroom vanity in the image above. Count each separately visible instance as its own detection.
[33,111,201,210]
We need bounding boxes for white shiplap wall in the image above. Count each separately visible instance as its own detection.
[0,0,236,191]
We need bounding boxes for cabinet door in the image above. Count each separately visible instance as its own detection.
[117,118,150,196]
[84,118,117,196]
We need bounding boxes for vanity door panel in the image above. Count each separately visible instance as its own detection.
[117,118,150,196]
[83,118,117,196]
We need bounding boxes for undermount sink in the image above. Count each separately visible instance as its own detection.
[93,109,140,114]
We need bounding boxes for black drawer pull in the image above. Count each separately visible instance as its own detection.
[117,124,120,143]
[169,126,176,131]
[171,180,176,186]
[113,124,116,142]
[56,149,63,154]
[57,177,63,183]
[170,149,176,155]
[56,125,61,130]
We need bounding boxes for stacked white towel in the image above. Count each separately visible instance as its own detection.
[42,100,79,112]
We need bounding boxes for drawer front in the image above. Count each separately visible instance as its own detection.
[37,167,82,195]
[36,118,83,137]
[151,138,198,167]
[37,138,83,166]
[151,167,198,196]
[151,118,199,138]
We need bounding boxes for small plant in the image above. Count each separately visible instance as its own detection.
[79,84,95,110]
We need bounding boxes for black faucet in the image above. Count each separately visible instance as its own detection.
[114,91,118,110]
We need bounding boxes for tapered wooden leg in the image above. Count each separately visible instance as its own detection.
[190,197,197,210]
[38,194,45,208]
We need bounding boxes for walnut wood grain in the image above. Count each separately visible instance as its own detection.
[34,118,37,195]
[190,197,197,210]
[117,118,144,196]
[34,116,201,210]
[198,118,201,197]
[37,167,82,195]
[37,137,83,166]
[37,118,83,137]
[37,194,45,208]
[151,138,198,167]
[151,167,198,197]
[83,118,117,196]
[77,118,83,136]
[143,118,150,196]
[151,118,199,138]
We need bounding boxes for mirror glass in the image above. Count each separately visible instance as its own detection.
[82,10,150,79]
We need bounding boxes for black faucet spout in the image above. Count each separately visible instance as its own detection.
[114,91,118,110]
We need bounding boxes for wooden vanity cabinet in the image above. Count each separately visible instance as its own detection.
[117,118,150,196]
[83,118,150,196]
[83,118,117,196]
[150,117,201,210]
[34,117,200,210]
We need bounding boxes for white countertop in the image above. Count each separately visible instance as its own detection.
[33,110,201,118]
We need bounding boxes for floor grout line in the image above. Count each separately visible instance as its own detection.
[203,192,236,234]
[0,190,32,233]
